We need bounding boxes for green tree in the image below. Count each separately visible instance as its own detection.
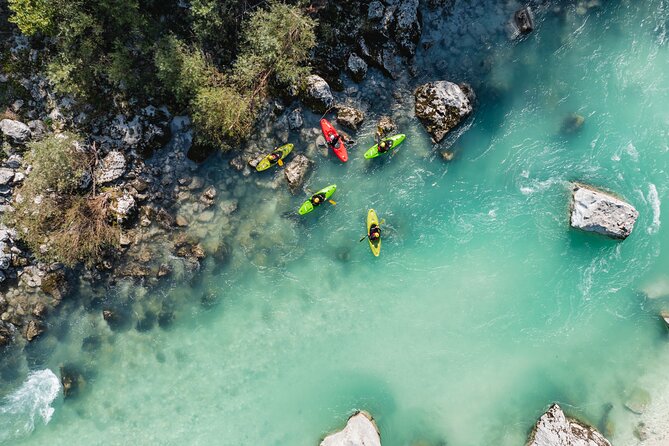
[154,35,211,107]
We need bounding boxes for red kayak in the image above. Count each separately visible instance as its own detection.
[320,118,348,162]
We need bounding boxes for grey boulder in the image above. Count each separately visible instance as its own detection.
[414,81,474,143]
[570,184,638,240]
[336,106,365,131]
[0,119,31,144]
[302,75,334,113]
[284,154,313,193]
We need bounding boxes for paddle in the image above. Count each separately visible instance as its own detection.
[278,159,284,167]
[328,199,336,205]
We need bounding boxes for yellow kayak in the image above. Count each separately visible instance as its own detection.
[367,209,381,257]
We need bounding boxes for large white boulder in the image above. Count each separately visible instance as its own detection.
[284,154,313,194]
[527,404,611,446]
[414,81,474,143]
[570,184,638,239]
[302,75,335,113]
[320,411,381,446]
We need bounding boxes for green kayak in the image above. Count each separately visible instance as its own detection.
[363,134,406,159]
[256,143,293,171]
[298,184,337,215]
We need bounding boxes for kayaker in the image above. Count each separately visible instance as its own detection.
[310,193,326,207]
[328,134,340,147]
[267,149,282,164]
[368,224,381,241]
[377,140,390,153]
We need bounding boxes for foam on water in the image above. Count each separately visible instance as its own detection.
[0,370,61,443]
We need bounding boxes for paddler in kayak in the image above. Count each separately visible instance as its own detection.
[368,223,381,240]
[377,140,390,154]
[267,147,283,164]
[327,134,340,148]
[310,192,326,207]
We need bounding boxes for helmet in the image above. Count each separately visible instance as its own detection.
[380,141,386,147]
[314,196,320,202]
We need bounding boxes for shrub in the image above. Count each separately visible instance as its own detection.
[23,133,88,195]
[154,35,211,107]
[191,85,254,148]
[234,2,316,91]
[12,193,118,267]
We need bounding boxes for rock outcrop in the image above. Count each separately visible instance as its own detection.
[284,154,313,193]
[570,184,638,240]
[394,0,421,57]
[0,119,31,145]
[527,404,611,446]
[414,81,474,143]
[320,411,381,446]
[347,53,368,82]
[94,151,126,185]
[336,106,365,130]
[302,75,335,113]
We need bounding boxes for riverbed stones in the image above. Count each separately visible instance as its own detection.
[0,118,31,144]
[94,151,126,184]
[414,81,474,143]
[569,184,638,240]
[302,75,335,113]
[0,168,15,186]
[347,53,368,82]
[527,404,611,446]
[321,411,381,446]
[284,154,313,193]
[336,106,365,130]
[24,319,43,341]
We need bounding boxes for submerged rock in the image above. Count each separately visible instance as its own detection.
[347,53,368,82]
[376,115,397,138]
[288,108,304,130]
[414,81,474,143]
[570,184,638,240]
[284,154,313,193]
[24,320,43,341]
[561,113,585,134]
[624,388,651,414]
[0,118,31,144]
[60,364,85,399]
[512,6,535,37]
[336,106,365,130]
[302,75,335,113]
[321,411,381,446]
[527,404,611,446]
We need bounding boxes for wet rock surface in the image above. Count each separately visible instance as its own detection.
[302,75,335,113]
[570,184,639,240]
[414,81,474,143]
[336,106,365,130]
[284,155,313,193]
[527,404,611,446]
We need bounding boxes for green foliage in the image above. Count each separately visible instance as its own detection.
[191,86,255,148]
[23,133,88,194]
[7,0,53,36]
[154,36,210,107]
[234,2,316,90]
[192,2,316,147]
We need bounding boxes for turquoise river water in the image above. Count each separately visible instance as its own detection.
[4,1,669,445]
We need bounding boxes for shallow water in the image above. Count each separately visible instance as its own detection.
[6,1,669,445]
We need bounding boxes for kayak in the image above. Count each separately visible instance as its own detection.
[320,119,348,162]
[363,134,406,159]
[298,184,337,215]
[367,209,381,257]
[256,143,293,171]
